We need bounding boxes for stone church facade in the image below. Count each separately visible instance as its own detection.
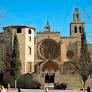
[35,8,84,66]
[34,8,91,89]
[0,8,92,89]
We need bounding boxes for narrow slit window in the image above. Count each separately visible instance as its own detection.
[74,26,77,33]
[79,26,82,33]
[29,47,31,55]
[28,63,32,73]
[29,37,31,41]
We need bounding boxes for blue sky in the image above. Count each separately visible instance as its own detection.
[0,0,92,43]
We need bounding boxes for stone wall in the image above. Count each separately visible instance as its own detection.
[88,44,92,61]
[32,71,92,89]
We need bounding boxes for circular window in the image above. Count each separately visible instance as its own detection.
[37,39,60,59]
[67,50,74,59]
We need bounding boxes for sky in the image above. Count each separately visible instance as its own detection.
[0,0,92,43]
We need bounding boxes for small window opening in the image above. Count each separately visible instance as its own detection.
[29,29,31,34]
[28,63,32,73]
[74,26,77,33]
[17,28,21,33]
[29,47,31,55]
[29,37,31,41]
[79,26,82,33]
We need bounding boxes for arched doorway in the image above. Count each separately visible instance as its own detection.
[42,60,59,86]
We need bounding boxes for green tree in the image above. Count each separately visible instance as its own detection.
[10,34,21,88]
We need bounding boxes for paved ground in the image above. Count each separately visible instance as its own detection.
[8,89,92,92]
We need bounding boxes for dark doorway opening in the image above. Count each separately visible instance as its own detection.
[45,74,54,83]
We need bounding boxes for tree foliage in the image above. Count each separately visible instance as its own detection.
[10,34,21,80]
[70,31,92,89]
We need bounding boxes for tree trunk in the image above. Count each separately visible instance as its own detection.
[83,81,85,92]
[15,79,17,88]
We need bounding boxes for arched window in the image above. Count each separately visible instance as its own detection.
[79,26,82,33]
[28,29,31,34]
[74,26,77,33]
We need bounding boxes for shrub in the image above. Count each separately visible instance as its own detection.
[17,73,41,89]
[54,83,67,89]
[30,81,41,89]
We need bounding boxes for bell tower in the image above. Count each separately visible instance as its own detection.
[70,8,84,37]
[44,21,50,32]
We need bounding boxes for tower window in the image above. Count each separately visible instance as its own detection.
[28,63,32,73]
[29,47,31,55]
[28,29,31,34]
[29,37,31,41]
[74,26,77,33]
[17,28,21,33]
[76,14,79,20]
[79,26,82,33]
